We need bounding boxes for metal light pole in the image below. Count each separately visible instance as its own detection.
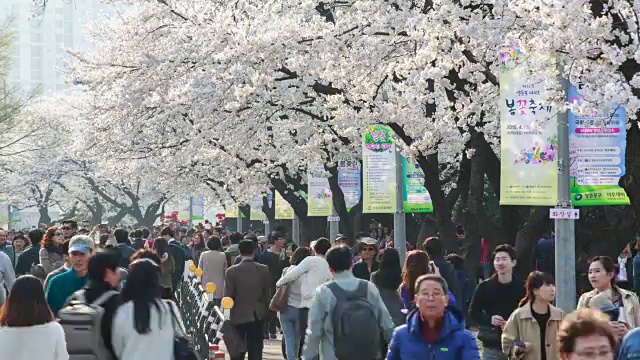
[555,66,576,312]
[329,207,339,243]
[292,215,300,245]
[236,210,242,233]
[188,196,193,229]
[394,145,407,264]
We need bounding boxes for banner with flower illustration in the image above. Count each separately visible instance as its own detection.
[499,48,558,206]
[225,202,239,218]
[307,163,333,217]
[568,84,629,205]
[363,125,397,213]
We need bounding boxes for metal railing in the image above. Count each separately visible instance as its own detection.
[176,263,233,360]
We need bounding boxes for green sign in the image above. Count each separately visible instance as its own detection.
[402,157,433,213]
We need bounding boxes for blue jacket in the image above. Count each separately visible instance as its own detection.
[387,307,480,360]
[619,327,640,360]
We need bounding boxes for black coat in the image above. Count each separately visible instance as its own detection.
[15,245,40,275]
[352,259,379,280]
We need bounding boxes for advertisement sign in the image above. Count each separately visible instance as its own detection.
[569,84,629,205]
[275,192,295,220]
[307,163,333,217]
[338,160,361,211]
[402,157,433,212]
[250,195,266,221]
[499,48,558,206]
[191,196,205,221]
[362,125,397,213]
[224,202,239,218]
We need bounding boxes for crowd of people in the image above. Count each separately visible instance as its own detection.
[215,232,640,360]
[2,221,640,360]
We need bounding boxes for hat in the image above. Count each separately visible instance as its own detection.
[68,235,95,254]
[335,234,347,242]
[359,237,378,246]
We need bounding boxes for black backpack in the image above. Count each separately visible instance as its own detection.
[328,280,381,360]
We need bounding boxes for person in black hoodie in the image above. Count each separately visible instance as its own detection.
[469,244,525,360]
[15,229,42,276]
[423,237,461,312]
[130,228,146,251]
[114,228,135,269]
[77,250,123,359]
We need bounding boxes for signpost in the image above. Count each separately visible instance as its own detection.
[554,65,576,312]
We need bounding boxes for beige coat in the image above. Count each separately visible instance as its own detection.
[501,303,564,360]
[577,286,640,328]
[198,250,228,298]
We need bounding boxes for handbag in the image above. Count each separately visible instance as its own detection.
[167,301,197,360]
[269,285,290,312]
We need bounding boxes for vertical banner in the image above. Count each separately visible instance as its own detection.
[177,198,191,221]
[338,160,361,211]
[499,48,558,206]
[363,124,397,213]
[224,202,239,218]
[250,195,266,221]
[307,163,333,216]
[191,196,205,221]
[275,192,295,220]
[402,157,433,212]
[568,84,629,205]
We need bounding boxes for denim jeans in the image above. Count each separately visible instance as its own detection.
[279,305,302,360]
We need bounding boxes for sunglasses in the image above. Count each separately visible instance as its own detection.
[362,247,376,252]
[54,232,63,236]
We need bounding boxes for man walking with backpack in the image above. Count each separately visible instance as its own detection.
[303,245,395,360]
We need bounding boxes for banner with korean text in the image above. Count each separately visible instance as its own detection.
[307,164,333,217]
[338,160,361,212]
[402,157,433,212]
[568,84,629,205]
[275,192,295,220]
[363,125,397,213]
[499,48,558,206]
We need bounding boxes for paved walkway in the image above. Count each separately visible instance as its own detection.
[218,337,283,360]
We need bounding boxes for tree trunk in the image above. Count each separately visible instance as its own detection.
[38,206,51,226]
[108,208,129,227]
[513,207,550,278]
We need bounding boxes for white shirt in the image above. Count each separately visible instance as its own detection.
[618,256,629,282]
[276,255,333,309]
[0,321,68,360]
[112,300,176,360]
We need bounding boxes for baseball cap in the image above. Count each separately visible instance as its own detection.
[335,234,346,242]
[359,237,378,246]
[68,235,95,254]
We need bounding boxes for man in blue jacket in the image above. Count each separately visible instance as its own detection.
[387,274,479,360]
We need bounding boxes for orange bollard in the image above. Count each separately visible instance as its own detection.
[214,350,225,358]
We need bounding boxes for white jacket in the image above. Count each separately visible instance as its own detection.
[112,300,180,360]
[0,321,68,360]
[276,255,333,309]
[0,251,15,305]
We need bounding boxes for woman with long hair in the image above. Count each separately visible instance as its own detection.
[189,232,206,265]
[112,255,185,360]
[501,271,563,360]
[578,256,640,340]
[279,246,312,360]
[371,248,405,326]
[39,226,65,274]
[399,250,456,312]
[152,238,176,300]
[0,275,68,360]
